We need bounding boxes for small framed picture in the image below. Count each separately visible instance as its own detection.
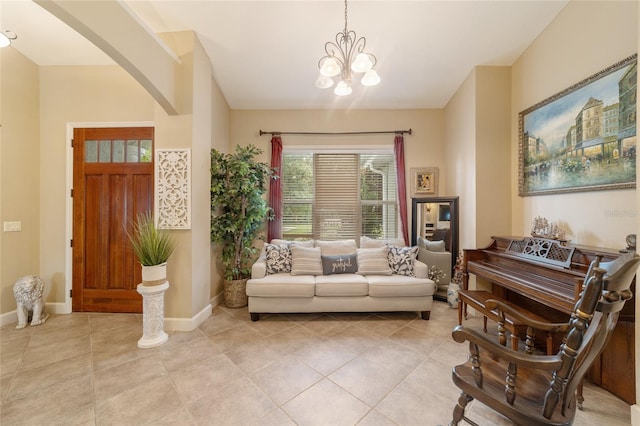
[410,167,438,196]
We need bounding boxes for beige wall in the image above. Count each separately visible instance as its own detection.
[475,66,512,247]
[511,0,638,249]
[1,49,41,313]
[229,109,446,240]
[210,69,230,301]
[444,66,511,291]
[444,70,477,252]
[150,31,219,320]
[189,34,214,317]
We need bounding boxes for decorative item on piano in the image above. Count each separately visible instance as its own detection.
[531,216,566,241]
[623,234,636,253]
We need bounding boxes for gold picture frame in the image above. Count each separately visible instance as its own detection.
[518,54,637,196]
[410,167,438,196]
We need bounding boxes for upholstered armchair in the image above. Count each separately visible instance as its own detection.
[417,236,452,297]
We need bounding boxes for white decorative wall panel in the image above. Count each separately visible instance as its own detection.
[155,149,191,229]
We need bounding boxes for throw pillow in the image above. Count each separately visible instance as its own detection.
[425,239,446,252]
[356,247,392,275]
[291,246,323,275]
[264,243,292,274]
[321,254,358,275]
[388,245,419,277]
[315,239,357,256]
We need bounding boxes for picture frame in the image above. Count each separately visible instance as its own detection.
[410,167,438,196]
[518,54,637,196]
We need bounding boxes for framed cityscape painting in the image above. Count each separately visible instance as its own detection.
[519,54,637,196]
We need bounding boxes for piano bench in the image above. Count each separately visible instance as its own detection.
[458,290,553,355]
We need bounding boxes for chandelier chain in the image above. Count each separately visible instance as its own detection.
[344,0,348,34]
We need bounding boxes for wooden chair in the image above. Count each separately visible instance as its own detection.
[449,252,639,426]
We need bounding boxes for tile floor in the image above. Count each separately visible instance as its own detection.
[0,301,633,426]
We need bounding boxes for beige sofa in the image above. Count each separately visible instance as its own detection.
[246,238,436,321]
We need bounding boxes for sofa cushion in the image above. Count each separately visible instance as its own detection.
[360,236,406,248]
[315,239,357,256]
[367,275,435,297]
[388,245,419,277]
[247,273,315,298]
[356,247,392,275]
[291,246,323,275]
[315,274,369,296]
[271,239,314,248]
[321,254,358,275]
[265,243,292,274]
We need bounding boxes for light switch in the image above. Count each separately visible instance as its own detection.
[3,221,22,232]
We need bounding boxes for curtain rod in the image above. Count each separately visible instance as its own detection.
[259,129,412,136]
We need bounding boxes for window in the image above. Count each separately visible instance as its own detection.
[282,151,398,240]
[85,139,152,163]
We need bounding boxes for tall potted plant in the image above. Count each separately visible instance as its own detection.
[128,211,176,286]
[210,144,274,308]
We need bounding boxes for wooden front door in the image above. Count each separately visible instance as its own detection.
[72,127,154,313]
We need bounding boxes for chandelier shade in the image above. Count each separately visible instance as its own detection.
[315,75,335,89]
[361,69,381,86]
[0,30,17,48]
[316,0,380,96]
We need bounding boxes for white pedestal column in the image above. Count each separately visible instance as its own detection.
[136,281,169,348]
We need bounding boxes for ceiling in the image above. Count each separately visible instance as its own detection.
[1,0,568,110]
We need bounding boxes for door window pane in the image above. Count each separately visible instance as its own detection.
[99,140,111,163]
[85,140,98,162]
[112,140,125,162]
[126,140,139,162]
[140,139,152,162]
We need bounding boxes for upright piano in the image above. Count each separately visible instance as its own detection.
[462,235,635,403]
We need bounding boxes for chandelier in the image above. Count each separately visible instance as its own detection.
[315,0,380,96]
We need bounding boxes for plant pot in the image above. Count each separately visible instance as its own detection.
[224,278,248,308]
[142,263,167,286]
[447,282,460,309]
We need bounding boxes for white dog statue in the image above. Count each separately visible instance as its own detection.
[13,275,49,329]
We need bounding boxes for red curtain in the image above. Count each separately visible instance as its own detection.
[268,135,283,242]
[394,134,409,246]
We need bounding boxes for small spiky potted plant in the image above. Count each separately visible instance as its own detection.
[128,211,176,286]
[210,144,274,307]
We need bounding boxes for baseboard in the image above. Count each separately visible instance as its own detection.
[210,290,223,308]
[0,302,67,327]
[630,404,639,425]
[0,310,17,328]
[164,303,212,332]
[47,302,68,314]
[2,298,221,331]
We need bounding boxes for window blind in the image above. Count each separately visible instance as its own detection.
[314,154,360,240]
